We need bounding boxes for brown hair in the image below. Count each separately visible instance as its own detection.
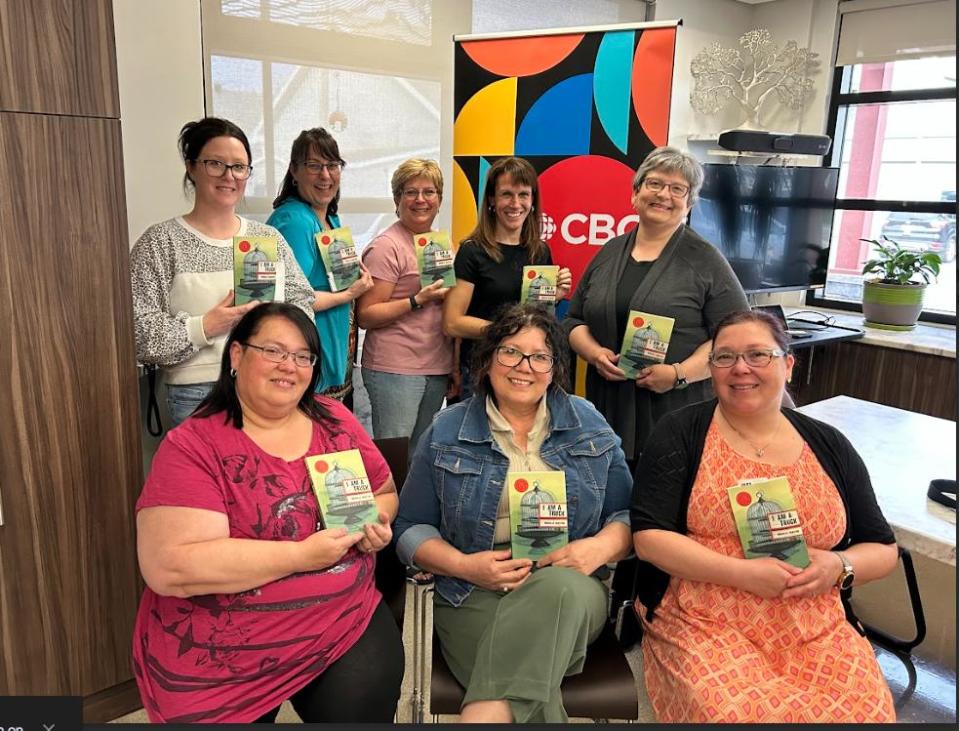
[471,302,571,397]
[462,157,547,264]
[711,309,790,353]
[273,128,345,215]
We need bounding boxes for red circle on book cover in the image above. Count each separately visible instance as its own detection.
[313,460,329,473]
[735,491,752,507]
[238,240,251,252]
[418,237,427,246]
[632,316,645,328]
[527,270,537,279]
[514,478,529,493]
[321,235,331,245]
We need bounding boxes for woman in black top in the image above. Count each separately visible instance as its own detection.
[443,157,571,397]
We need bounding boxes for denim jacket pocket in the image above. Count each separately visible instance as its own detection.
[434,449,484,547]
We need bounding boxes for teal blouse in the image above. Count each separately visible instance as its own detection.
[266,198,348,393]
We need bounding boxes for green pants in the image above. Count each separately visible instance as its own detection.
[433,566,608,723]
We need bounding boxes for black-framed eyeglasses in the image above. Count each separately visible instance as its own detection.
[300,160,343,175]
[708,348,787,368]
[196,159,253,179]
[495,345,555,373]
[243,343,317,368]
[642,177,690,198]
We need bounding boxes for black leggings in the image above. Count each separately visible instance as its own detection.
[254,600,405,723]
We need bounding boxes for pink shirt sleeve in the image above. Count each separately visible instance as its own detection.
[135,424,228,514]
[361,233,402,284]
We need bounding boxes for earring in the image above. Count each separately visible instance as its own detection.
[230,368,237,378]
[292,179,298,186]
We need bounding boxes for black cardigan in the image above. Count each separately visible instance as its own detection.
[629,398,896,622]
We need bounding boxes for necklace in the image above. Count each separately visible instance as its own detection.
[721,410,783,458]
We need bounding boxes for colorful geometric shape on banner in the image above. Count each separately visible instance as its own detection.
[452,160,478,247]
[539,155,638,292]
[454,77,517,156]
[461,34,584,77]
[631,28,675,146]
[594,31,634,154]
[477,157,491,212]
[515,74,592,155]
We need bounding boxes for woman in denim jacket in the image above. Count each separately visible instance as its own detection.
[394,303,632,723]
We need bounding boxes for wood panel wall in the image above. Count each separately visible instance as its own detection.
[0,0,142,720]
[792,342,958,420]
[0,0,119,117]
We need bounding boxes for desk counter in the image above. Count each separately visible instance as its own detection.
[797,396,956,566]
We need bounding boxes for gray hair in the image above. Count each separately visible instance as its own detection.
[631,146,704,206]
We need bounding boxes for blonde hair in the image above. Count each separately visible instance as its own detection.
[391,159,444,204]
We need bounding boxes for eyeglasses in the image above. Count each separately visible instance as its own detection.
[495,345,555,373]
[402,188,439,200]
[642,178,689,198]
[300,161,343,175]
[708,348,787,368]
[196,159,253,180]
[243,343,317,368]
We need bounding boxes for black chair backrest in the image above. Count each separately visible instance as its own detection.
[372,436,410,629]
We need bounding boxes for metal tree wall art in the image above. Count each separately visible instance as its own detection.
[690,29,819,129]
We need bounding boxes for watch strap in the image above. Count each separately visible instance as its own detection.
[409,294,421,310]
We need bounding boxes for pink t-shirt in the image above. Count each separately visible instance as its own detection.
[132,398,391,723]
[360,221,453,375]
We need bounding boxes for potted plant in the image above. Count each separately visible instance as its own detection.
[860,236,941,331]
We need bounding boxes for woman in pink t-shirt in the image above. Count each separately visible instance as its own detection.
[357,159,454,457]
[132,302,404,723]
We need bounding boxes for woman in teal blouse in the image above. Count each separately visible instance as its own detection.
[268,128,373,406]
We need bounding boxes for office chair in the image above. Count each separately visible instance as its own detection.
[419,558,641,723]
[370,436,433,722]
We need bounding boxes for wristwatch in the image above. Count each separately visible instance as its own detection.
[409,294,422,311]
[672,363,688,390]
[834,551,855,590]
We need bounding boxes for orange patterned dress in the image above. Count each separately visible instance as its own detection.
[639,422,895,723]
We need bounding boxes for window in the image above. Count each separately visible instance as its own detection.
[809,55,957,323]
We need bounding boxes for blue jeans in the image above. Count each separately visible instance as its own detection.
[166,382,214,426]
[362,368,448,457]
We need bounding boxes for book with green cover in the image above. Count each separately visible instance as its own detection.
[233,235,278,305]
[414,231,456,288]
[305,448,379,534]
[315,226,360,292]
[727,476,810,568]
[507,471,568,561]
[617,310,675,379]
[520,265,558,312]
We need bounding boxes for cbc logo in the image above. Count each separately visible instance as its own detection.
[543,212,639,246]
[540,213,557,240]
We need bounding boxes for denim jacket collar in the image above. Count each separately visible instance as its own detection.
[457,387,582,444]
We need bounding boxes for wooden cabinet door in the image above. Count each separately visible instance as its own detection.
[0,112,142,697]
[0,0,119,117]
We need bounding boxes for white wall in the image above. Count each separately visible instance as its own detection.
[113,0,205,248]
[658,0,840,145]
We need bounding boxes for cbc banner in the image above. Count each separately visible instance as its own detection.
[452,21,679,294]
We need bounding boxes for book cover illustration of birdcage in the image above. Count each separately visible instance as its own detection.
[415,231,456,288]
[508,471,568,561]
[305,449,379,534]
[520,266,559,312]
[727,476,810,568]
[617,310,675,379]
[315,226,360,292]
[233,236,279,305]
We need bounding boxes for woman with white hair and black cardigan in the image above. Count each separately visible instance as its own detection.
[563,145,749,469]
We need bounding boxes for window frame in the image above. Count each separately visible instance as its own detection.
[806,62,957,326]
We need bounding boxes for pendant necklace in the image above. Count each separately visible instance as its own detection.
[722,410,782,458]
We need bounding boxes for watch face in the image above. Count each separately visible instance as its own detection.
[839,572,855,590]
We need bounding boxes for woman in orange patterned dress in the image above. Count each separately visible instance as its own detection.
[630,310,898,723]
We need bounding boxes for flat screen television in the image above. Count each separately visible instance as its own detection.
[688,164,840,294]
